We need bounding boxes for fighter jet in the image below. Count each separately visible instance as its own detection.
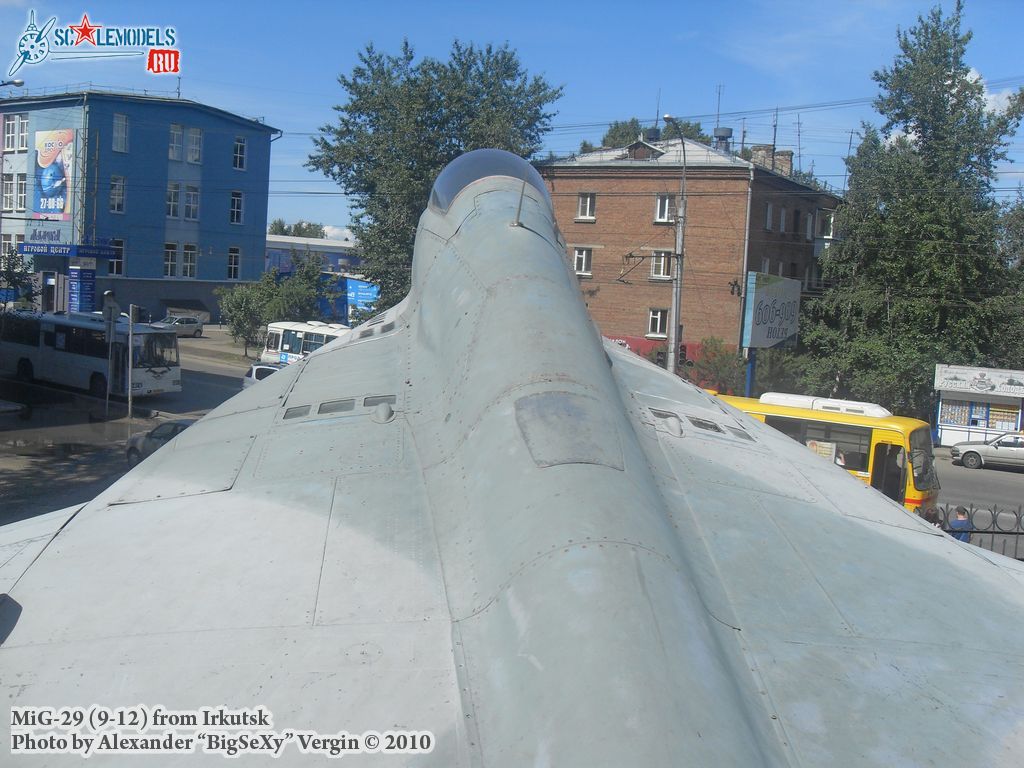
[2,149,1023,766]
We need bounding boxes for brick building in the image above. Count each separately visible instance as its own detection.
[538,137,838,363]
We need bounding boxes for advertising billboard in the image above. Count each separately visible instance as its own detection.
[33,128,74,221]
[741,272,801,349]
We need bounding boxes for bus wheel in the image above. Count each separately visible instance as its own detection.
[15,359,33,382]
[961,452,983,470]
[89,373,107,398]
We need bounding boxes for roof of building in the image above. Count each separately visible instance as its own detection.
[540,137,751,170]
[266,233,358,252]
[0,88,279,134]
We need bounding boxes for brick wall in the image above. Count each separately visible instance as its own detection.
[543,167,750,350]
[541,163,837,354]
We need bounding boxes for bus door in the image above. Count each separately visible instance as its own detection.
[871,441,907,505]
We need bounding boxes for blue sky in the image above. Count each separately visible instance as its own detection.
[2,0,1021,236]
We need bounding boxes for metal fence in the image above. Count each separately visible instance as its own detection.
[933,504,1024,560]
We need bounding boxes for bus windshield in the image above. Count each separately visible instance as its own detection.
[135,333,179,368]
[909,427,939,491]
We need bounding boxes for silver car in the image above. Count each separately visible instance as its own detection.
[950,432,1024,469]
[126,419,196,466]
[154,315,204,337]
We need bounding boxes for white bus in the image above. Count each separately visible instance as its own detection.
[260,320,350,365]
[0,311,182,397]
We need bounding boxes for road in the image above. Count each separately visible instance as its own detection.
[145,352,244,416]
[934,451,1024,511]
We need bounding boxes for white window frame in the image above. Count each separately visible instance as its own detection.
[113,113,128,152]
[648,309,668,338]
[233,136,247,170]
[576,193,595,220]
[229,191,243,224]
[17,114,28,151]
[187,127,202,163]
[166,183,180,218]
[655,194,675,223]
[228,247,240,280]
[163,243,178,277]
[2,116,14,152]
[110,175,125,214]
[1,174,12,211]
[15,173,26,211]
[182,244,197,278]
[574,247,592,275]
[779,207,787,233]
[109,239,124,276]
[765,202,773,231]
[650,251,671,279]
[169,124,183,161]
[184,185,200,221]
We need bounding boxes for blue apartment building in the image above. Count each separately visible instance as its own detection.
[0,89,278,318]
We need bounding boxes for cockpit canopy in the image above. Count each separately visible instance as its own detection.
[428,149,551,214]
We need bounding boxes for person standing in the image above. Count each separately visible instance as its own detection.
[949,506,973,543]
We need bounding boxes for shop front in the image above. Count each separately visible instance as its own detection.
[934,364,1024,446]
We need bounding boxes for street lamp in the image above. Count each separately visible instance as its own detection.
[0,79,25,88]
[662,114,687,376]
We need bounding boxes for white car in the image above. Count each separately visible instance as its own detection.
[242,363,283,388]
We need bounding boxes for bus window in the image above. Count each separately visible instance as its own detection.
[135,334,179,368]
[909,427,939,492]
[281,329,303,354]
[871,444,907,505]
[765,415,805,442]
[302,332,326,354]
[265,331,281,353]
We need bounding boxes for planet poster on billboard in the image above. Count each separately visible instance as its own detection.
[741,271,802,349]
[33,129,75,221]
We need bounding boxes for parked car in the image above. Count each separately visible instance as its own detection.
[950,432,1024,469]
[242,363,283,388]
[153,315,204,337]
[126,419,196,466]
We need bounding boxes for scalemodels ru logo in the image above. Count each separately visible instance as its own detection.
[9,10,180,77]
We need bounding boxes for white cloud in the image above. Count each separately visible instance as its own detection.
[969,68,1015,113]
[324,225,355,244]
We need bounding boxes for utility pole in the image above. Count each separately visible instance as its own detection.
[663,115,687,375]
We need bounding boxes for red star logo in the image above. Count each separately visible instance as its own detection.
[68,13,102,46]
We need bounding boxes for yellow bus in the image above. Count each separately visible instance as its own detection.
[717,392,939,512]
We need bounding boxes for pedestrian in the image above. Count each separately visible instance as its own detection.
[922,507,942,527]
[949,506,973,543]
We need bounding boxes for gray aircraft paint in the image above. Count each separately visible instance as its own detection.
[2,149,1024,766]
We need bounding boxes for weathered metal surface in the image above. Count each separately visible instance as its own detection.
[2,150,1024,766]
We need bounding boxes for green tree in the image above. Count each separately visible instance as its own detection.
[799,2,1024,417]
[684,337,746,394]
[0,245,38,313]
[263,254,325,322]
[661,119,711,144]
[268,219,327,238]
[215,280,269,357]
[600,118,644,148]
[308,41,562,310]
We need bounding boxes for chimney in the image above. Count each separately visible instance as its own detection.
[750,144,773,168]
[773,150,793,177]
[713,126,732,152]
